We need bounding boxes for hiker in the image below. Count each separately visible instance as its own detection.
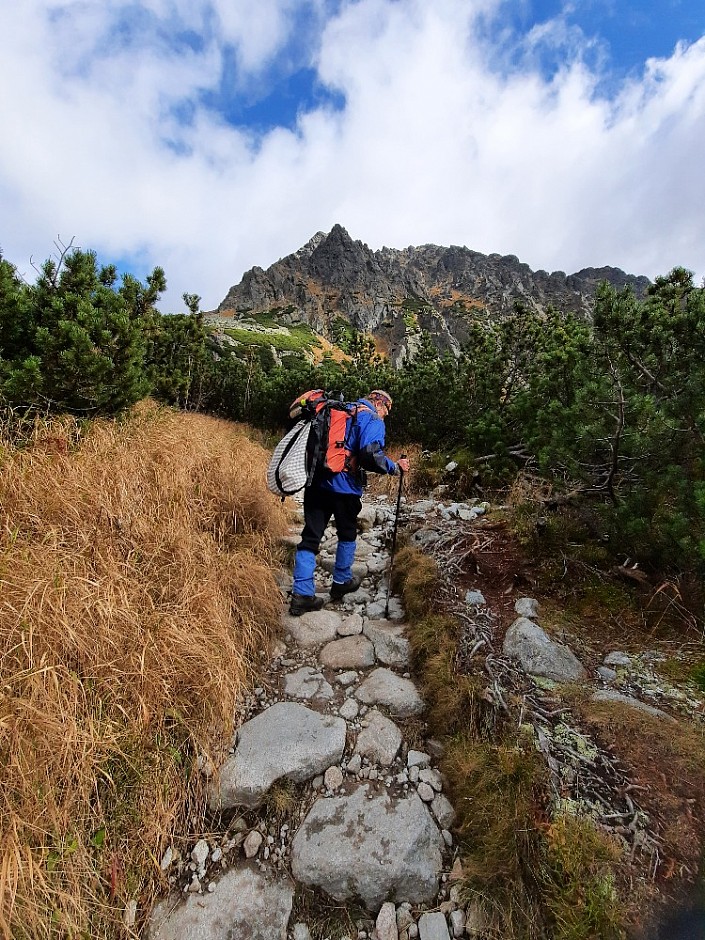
[289,389,410,616]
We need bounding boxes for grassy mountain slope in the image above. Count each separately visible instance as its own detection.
[0,404,288,938]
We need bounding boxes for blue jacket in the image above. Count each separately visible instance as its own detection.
[318,398,398,496]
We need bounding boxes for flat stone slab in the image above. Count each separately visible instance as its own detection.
[366,555,388,575]
[282,609,341,648]
[591,689,673,719]
[503,617,586,683]
[291,783,443,911]
[356,668,424,717]
[319,635,375,670]
[363,620,410,668]
[418,911,451,940]
[351,540,374,558]
[148,865,294,940]
[283,666,334,701]
[354,709,402,766]
[210,703,346,810]
[338,613,364,636]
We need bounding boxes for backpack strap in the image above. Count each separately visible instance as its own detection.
[342,403,376,474]
[274,422,311,495]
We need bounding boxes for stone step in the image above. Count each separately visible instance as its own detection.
[291,782,444,910]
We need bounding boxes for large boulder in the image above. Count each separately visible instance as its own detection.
[356,668,424,716]
[291,783,443,911]
[209,703,346,810]
[148,865,294,940]
[503,617,586,683]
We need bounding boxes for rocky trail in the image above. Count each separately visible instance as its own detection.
[146,490,705,940]
[147,493,480,940]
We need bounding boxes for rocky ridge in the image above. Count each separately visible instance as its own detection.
[211,225,651,365]
[145,487,705,940]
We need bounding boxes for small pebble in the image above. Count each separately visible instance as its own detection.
[325,765,344,790]
[243,830,263,859]
[347,754,363,774]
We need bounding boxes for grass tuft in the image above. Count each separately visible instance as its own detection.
[542,813,624,940]
[691,660,705,693]
[444,732,547,932]
[391,545,438,621]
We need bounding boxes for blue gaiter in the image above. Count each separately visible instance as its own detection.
[292,548,317,597]
[333,540,357,584]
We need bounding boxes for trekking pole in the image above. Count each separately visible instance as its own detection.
[384,454,406,619]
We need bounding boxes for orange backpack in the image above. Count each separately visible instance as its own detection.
[288,390,372,477]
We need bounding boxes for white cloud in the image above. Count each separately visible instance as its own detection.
[0,0,704,312]
[215,0,314,73]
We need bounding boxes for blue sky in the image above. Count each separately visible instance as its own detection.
[1,0,704,311]
[508,0,704,74]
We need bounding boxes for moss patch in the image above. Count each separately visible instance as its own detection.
[223,323,320,354]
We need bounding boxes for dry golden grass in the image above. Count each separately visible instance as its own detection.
[365,443,427,500]
[0,402,288,938]
[392,548,482,735]
[390,545,438,620]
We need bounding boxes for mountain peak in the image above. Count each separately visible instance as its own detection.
[328,222,351,239]
[215,229,650,366]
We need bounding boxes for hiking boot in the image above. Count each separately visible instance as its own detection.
[329,576,362,601]
[289,593,325,617]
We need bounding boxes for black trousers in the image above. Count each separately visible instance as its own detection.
[298,486,362,553]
